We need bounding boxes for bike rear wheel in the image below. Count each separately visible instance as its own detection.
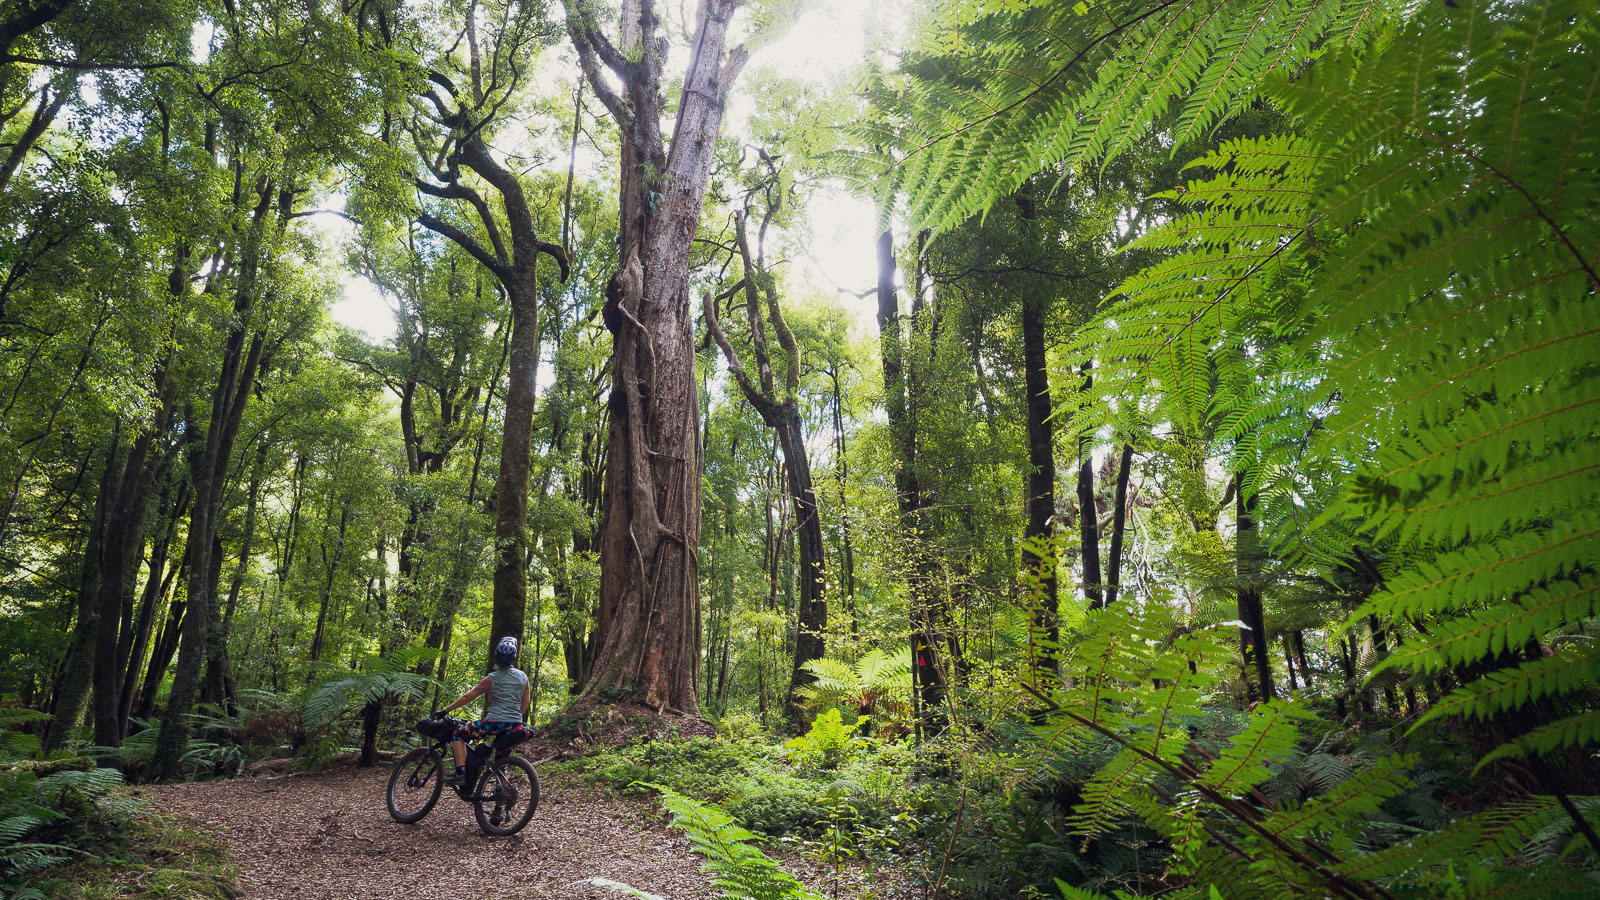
[474,755,539,836]
[387,747,444,824]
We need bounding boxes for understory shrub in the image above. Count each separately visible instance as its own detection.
[0,731,152,898]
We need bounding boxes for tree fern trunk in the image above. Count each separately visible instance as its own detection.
[1105,443,1134,607]
[830,368,857,644]
[1077,374,1103,610]
[1365,615,1400,715]
[1291,631,1312,691]
[1235,486,1272,703]
[1021,293,1058,684]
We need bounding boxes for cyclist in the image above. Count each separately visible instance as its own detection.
[435,636,530,787]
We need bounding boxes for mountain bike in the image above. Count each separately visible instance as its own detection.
[385,716,539,836]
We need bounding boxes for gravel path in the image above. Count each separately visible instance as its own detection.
[139,763,727,899]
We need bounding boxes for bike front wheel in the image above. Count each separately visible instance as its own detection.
[387,747,444,824]
[474,755,539,836]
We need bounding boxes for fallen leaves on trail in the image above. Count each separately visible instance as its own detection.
[137,763,875,900]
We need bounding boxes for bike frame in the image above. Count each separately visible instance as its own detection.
[418,737,515,803]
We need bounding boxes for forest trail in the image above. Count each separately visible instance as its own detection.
[138,764,736,899]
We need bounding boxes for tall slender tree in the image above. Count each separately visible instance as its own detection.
[406,0,570,665]
[704,198,826,721]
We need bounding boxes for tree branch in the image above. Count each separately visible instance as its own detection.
[415,178,509,264]
[703,288,778,419]
[0,54,187,72]
[416,211,513,285]
[564,4,631,129]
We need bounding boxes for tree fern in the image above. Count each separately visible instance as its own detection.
[795,648,913,722]
[1275,0,1600,768]
[1019,599,1588,897]
[871,0,1407,231]
[1052,0,1600,771]
[301,647,438,728]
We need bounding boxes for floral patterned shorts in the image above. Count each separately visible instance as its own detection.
[452,719,519,742]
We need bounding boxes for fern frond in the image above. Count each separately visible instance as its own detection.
[1261,753,1414,843]
[1479,711,1600,770]
[648,785,824,900]
[877,0,1406,231]
[1336,797,1564,881]
[1197,700,1311,797]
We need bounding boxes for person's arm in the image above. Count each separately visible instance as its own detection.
[438,678,489,716]
[521,679,531,722]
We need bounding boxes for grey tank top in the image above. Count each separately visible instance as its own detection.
[480,666,528,722]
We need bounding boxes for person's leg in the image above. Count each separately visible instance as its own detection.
[446,722,482,784]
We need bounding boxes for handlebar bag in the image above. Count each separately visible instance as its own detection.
[415,716,461,742]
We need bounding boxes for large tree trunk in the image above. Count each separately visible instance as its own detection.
[1020,294,1057,683]
[148,171,283,778]
[779,418,826,715]
[133,557,187,721]
[416,308,506,706]
[413,73,567,672]
[202,439,265,715]
[567,0,748,716]
[149,182,274,778]
[119,477,186,732]
[586,250,705,712]
[91,401,169,746]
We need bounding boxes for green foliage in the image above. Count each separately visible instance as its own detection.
[866,0,1406,230]
[4,0,1599,896]
[648,784,826,900]
[0,762,133,894]
[1058,0,1600,769]
[300,647,439,729]
[784,708,870,768]
[797,648,913,726]
[1023,600,1597,898]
